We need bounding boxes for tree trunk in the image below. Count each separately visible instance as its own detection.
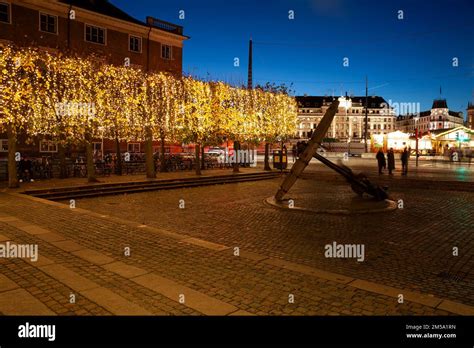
[264,142,271,171]
[58,142,67,179]
[195,143,201,176]
[115,135,122,175]
[233,140,240,173]
[85,134,98,183]
[201,144,205,170]
[7,124,19,189]
[160,133,167,173]
[145,127,156,179]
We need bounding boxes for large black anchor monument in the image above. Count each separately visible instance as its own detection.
[271,100,390,212]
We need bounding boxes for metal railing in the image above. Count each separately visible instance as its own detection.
[146,17,183,35]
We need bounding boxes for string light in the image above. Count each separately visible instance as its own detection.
[0,45,297,146]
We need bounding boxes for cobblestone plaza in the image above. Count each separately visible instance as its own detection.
[1,160,473,316]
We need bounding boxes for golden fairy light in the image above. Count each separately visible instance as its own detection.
[0,45,297,148]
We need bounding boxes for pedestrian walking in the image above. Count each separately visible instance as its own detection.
[376,149,386,174]
[387,148,395,175]
[291,144,297,162]
[401,147,409,175]
[466,148,472,165]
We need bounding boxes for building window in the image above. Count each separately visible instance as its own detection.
[0,139,8,152]
[40,141,58,153]
[39,13,58,34]
[161,44,172,60]
[0,2,10,23]
[127,143,140,153]
[129,35,142,53]
[85,24,106,45]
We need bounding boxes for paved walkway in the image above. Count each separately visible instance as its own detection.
[0,189,472,316]
[1,159,473,316]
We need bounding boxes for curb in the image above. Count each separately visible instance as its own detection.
[264,196,398,215]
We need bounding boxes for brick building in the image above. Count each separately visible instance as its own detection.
[0,0,187,74]
[0,0,189,169]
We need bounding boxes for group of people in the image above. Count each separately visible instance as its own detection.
[18,156,52,182]
[376,148,410,176]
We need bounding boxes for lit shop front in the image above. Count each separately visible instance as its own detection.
[431,127,474,154]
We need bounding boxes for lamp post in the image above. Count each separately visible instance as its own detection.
[338,94,352,155]
[414,116,419,167]
[364,76,368,152]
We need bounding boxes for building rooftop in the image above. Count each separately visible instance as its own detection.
[397,110,463,120]
[396,98,463,119]
[296,95,388,109]
[432,99,448,109]
[59,0,186,36]
[429,126,474,135]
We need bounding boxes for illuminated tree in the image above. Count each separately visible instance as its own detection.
[1,45,298,186]
[141,72,183,174]
[73,57,102,183]
[0,46,37,188]
[29,52,84,179]
[95,64,143,176]
[255,85,297,170]
[180,77,215,175]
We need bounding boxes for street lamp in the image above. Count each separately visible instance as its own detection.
[338,95,352,155]
[414,116,420,167]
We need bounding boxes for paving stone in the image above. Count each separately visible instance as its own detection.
[37,233,68,243]
[50,240,85,252]
[39,264,99,292]
[80,287,153,315]
[0,288,55,315]
[72,249,114,266]
[102,261,149,279]
[0,274,19,293]
[16,224,51,235]
[131,273,238,315]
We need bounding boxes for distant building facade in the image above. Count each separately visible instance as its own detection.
[467,102,474,128]
[396,99,464,135]
[0,0,188,75]
[295,95,396,141]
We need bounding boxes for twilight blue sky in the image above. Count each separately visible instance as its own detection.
[111,0,474,116]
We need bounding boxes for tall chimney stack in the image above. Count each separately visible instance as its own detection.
[247,38,253,90]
